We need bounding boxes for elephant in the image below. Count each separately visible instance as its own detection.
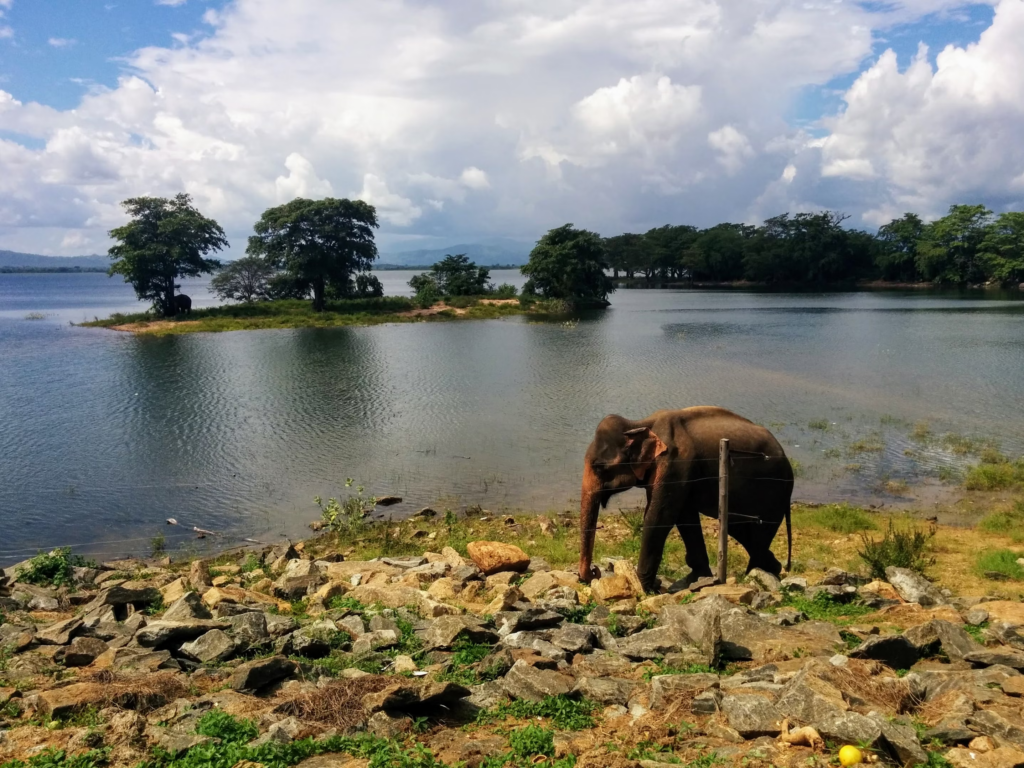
[578,406,793,594]
[174,294,192,315]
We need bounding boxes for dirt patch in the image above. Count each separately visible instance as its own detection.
[397,298,521,318]
[109,320,202,334]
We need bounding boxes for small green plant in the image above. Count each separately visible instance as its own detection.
[627,741,679,762]
[857,520,934,578]
[848,437,884,454]
[17,548,93,589]
[508,724,555,760]
[556,602,596,624]
[911,421,932,442]
[194,710,259,743]
[411,716,430,734]
[619,507,645,540]
[977,503,1024,540]
[964,621,989,644]
[976,549,1024,581]
[150,533,167,557]
[800,503,876,534]
[0,747,111,768]
[315,479,376,534]
[477,695,597,731]
[779,590,873,625]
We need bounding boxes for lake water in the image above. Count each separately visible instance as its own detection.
[2,271,1023,565]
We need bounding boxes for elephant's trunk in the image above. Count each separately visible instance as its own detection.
[578,464,602,583]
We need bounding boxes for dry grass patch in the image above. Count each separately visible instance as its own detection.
[276,675,394,730]
[83,669,189,712]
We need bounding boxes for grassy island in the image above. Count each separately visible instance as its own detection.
[81,296,564,335]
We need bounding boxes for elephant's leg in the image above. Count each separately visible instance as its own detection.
[729,517,783,575]
[675,518,713,587]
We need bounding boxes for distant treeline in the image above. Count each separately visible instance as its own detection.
[605,205,1024,286]
[375,262,524,271]
[0,266,107,274]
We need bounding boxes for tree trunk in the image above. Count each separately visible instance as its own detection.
[164,280,176,317]
[312,278,325,312]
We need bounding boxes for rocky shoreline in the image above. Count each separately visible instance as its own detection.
[4,537,1024,768]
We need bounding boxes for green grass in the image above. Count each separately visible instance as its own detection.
[194,711,258,743]
[975,549,1024,581]
[477,695,598,731]
[16,548,94,590]
[964,457,1024,491]
[857,520,934,578]
[507,725,555,759]
[797,503,876,534]
[0,748,111,768]
[81,296,565,335]
[964,621,989,643]
[977,503,1024,541]
[848,437,885,454]
[808,419,830,431]
[778,590,873,625]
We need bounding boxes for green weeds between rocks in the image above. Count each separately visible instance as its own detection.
[0,748,112,768]
[194,710,259,743]
[477,695,597,731]
[778,590,874,625]
[16,548,94,589]
[976,549,1024,581]
[641,660,716,682]
[857,520,934,578]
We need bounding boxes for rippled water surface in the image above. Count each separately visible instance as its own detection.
[2,271,1023,564]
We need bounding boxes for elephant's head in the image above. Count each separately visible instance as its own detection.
[578,416,667,583]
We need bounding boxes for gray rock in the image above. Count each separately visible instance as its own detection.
[720,694,784,737]
[135,620,221,649]
[776,680,845,724]
[35,617,83,645]
[499,632,567,661]
[452,565,482,585]
[849,635,919,670]
[885,567,946,606]
[366,710,412,739]
[404,562,448,581]
[265,614,298,638]
[805,584,858,600]
[968,710,1024,750]
[661,596,726,665]
[874,716,928,767]
[965,608,990,626]
[289,619,343,658]
[989,622,1024,652]
[747,568,782,592]
[814,710,882,746]
[923,720,976,744]
[28,595,60,612]
[147,730,213,756]
[649,673,720,710]
[228,655,298,691]
[249,716,303,746]
[761,608,805,627]
[162,592,212,622]
[86,582,163,609]
[821,568,861,586]
[421,616,497,650]
[571,677,636,706]
[336,614,366,638]
[273,559,323,599]
[903,620,980,662]
[500,659,574,701]
[352,629,399,655]
[550,624,596,654]
[180,629,237,663]
[781,576,807,591]
[494,608,564,635]
[62,636,109,667]
[965,649,1024,671]
[691,689,723,714]
[616,625,691,661]
[227,611,270,650]
[465,681,508,710]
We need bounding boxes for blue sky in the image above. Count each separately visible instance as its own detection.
[0,0,1021,256]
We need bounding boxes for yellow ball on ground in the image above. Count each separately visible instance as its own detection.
[838,745,863,766]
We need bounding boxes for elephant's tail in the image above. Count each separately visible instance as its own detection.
[785,503,792,572]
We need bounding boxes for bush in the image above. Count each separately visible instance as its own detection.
[492,283,518,299]
[976,549,1024,581]
[508,725,555,759]
[965,457,1024,490]
[857,520,934,578]
[194,711,258,743]
[315,479,374,535]
[17,548,92,589]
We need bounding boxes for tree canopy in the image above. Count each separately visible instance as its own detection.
[408,254,491,301]
[246,198,379,311]
[210,256,275,303]
[108,194,227,317]
[521,224,614,307]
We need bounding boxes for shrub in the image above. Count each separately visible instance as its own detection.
[492,283,518,299]
[964,458,1024,491]
[508,725,555,759]
[801,503,876,534]
[858,520,934,578]
[315,479,374,535]
[976,549,1024,581]
[17,548,92,589]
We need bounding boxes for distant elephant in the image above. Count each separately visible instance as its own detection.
[578,406,793,594]
[174,294,192,315]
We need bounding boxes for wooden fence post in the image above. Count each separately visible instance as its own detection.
[717,438,730,584]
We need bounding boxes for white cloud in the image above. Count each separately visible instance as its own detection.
[155,0,187,6]
[48,37,75,48]
[0,0,1019,254]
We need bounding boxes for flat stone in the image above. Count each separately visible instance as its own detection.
[228,655,298,691]
[572,651,632,678]
[571,677,636,706]
[966,650,1024,671]
[500,659,573,701]
[849,635,919,670]
[35,683,108,718]
[885,567,946,606]
[661,596,727,665]
[347,584,458,618]
[421,615,497,650]
[616,625,691,660]
[1001,677,1024,697]
[35,617,83,645]
[466,541,530,576]
[362,680,470,713]
[904,620,980,661]
[874,715,929,767]
[720,694,784,737]
[550,624,596,654]
[162,591,213,621]
[650,673,720,710]
[747,569,782,592]
[591,574,634,602]
[969,710,1024,750]
[228,611,271,650]
[135,620,220,649]
[700,584,755,605]
[352,629,399,655]
[814,710,883,746]
[180,629,237,663]
[781,576,807,591]
[924,720,977,745]
[337,615,366,638]
[776,677,847,724]
[945,746,1024,768]
[62,636,109,667]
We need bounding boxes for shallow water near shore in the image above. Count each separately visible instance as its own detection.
[1,271,1023,565]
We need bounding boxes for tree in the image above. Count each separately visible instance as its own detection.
[876,213,924,282]
[521,224,614,307]
[682,223,751,282]
[108,194,227,317]
[980,212,1024,285]
[210,256,275,303]
[247,198,379,312]
[409,254,491,297]
[916,204,993,284]
[605,233,644,278]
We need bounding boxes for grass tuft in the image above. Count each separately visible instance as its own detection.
[798,503,876,534]
[857,520,934,578]
[975,549,1024,581]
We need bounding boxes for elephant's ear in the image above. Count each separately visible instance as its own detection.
[624,427,668,481]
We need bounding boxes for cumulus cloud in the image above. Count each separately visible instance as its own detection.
[0,0,1020,254]
[48,37,75,48]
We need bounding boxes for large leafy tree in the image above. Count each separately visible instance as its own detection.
[876,213,924,282]
[682,223,752,282]
[247,198,379,311]
[108,194,227,317]
[210,256,275,303]
[521,224,614,307]
[604,233,645,278]
[980,212,1024,285]
[916,204,993,284]
[409,254,491,297]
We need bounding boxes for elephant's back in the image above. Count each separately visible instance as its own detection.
[651,406,789,463]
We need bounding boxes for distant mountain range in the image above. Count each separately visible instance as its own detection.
[0,250,109,270]
[0,239,531,271]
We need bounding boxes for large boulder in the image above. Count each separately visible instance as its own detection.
[720,694,784,737]
[421,616,498,651]
[500,659,573,701]
[616,625,691,661]
[274,559,323,599]
[35,683,108,718]
[571,677,636,706]
[179,629,237,663]
[814,710,883,746]
[904,620,980,662]
[661,596,727,665]
[885,567,946,606]
[228,656,297,691]
[227,611,271,650]
[466,542,530,576]
[590,574,634,602]
[650,674,720,710]
[35,617,83,645]
[162,592,213,622]
[62,637,109,667]
[84,581,163,610]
